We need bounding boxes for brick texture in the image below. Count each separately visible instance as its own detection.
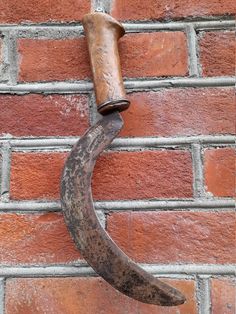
[0,213,80,264]
[0,94,89,137]
[1,210,234,266]
[121,88,235,137]
[10,152,66,200]
[211,278,236,314]
[107,211,235,264]
[18,38,91,82]
[5,278,197,314]
[112,0,236,21]
[18,32,188,82]
[1,1,236,312]
[0,0,90,24]
[10,151,193,200]
[199,31,235,77]
[120,32,188,78]
[204,148,235,197]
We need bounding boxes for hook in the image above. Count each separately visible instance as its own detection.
[60,12,186,306]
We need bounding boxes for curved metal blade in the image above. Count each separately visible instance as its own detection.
[60,111,186,306]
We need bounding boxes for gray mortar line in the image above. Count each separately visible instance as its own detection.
[0,279,4,314]
[124,77,235,90]
[0,201,61,211]
[0,25,84,31]
[194,19,235,30]
[0,199,234,212]
[0,19,233,39]
[96,210,106,228]
[0,264,234,278]
[5,31,18,85]
[15,27,84,39]
[5,144,234,152]
[197,277,211,314]
[0,32,10,83]
[0,81,93,93]
[0,19,234,33]
[124,20,235,32]
[0,143,11,202]
[0,135,234,150]
[93,199,235,211]
[92,0,112,13]
[192,144,205,198]
[89,92,100,126]
[0,25,84,39]
[0,77,234,94]
[124,22,186,32]
[195,28,203,77]
[186,25,199,77]
[112,136,235,148]
[143,264,236,276]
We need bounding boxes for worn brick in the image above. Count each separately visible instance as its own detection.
[211,278,236,314]
[5,278,197,314]
[112,0,236,21]
[93,151,193,200]
[199,31,235,76]
[107,211,235,264]
[0,0,90,24]
[18,32,188,82]
[204,148,235,197]
[0,213,80,264]
[0,94,89,137]
[120,32,188,78]
[10,151,193,200]
[18,38,91,82]
[10,152,66,200]
[121,88,235,137]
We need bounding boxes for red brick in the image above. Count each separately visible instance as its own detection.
[204,148,235,197]
[93,150,193,200]
[121,88,235,137]
[10,152,66,200]
[120,32,188,78]
[18,33,188,82]
[107,211,235,264]
[5,278,197,314]
[199,31,235,77]
[211,278,236,314]
[18,38,91,82]
[112,0,236,21]
[0,213,80,264]
[10,151,193,200]
[0,94,89,137]
[0,0,90,24]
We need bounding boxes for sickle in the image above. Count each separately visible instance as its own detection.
[60,12,186,306]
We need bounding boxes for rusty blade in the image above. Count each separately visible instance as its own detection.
[60,111,186,306]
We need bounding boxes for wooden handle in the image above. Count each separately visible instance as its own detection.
[82,12,130,115]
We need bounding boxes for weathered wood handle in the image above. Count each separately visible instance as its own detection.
[82,12,130,115]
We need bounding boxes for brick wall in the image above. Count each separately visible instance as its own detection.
[0,0,235,313]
